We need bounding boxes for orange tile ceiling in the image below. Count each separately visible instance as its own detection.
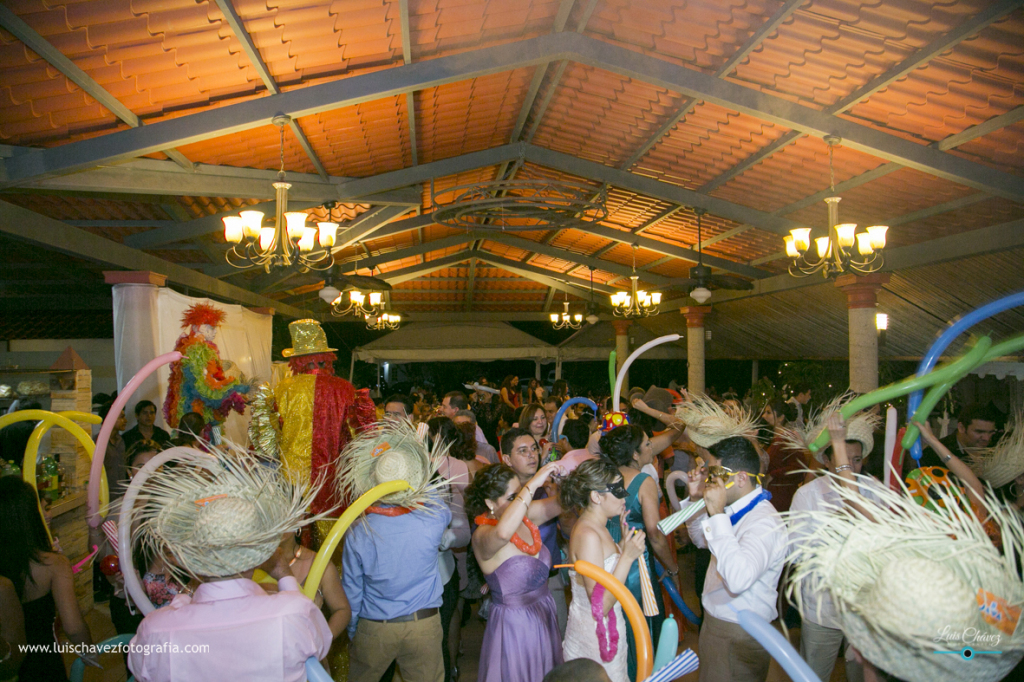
[0,0,1020,315]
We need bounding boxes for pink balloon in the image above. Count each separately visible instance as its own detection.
[88,351,182,527]
[558,448,598,474]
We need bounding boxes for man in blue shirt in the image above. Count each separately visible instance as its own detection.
[340,421,452,682]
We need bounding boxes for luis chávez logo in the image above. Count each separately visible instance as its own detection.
[932,626,1003,660]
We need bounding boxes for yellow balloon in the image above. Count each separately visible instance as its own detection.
[302,480,412,600]
[571,559,653,682]
[0,410,106,547]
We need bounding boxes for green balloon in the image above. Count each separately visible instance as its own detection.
[608,350,617,397]
[807,336,993,452]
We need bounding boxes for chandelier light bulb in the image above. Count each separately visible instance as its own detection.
[651,292,662,305]
[550,313,559,323]
[835,223,857,248]
[259,227,275,251]
[815,236,831,259]
[790,228,811,253]
[240,210,264,240]
[867,225,888,249]
[298,227,317,252]
[285,212,308,241]
[223,216,244,243]
[350,290,365,305]
[318,222,338,248]
[784,235,799,258]
[368,292,382,306]
[573,314,583,323]
[856,232,874,255]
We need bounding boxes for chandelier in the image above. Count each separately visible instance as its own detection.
[550,291,583,330]
[611,246,661,318]
[365,312,401,331]
[323,268,390,319]
[222,115,336,273]
[785,136,888,278]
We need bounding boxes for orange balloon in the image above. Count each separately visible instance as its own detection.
[571,559,653,682]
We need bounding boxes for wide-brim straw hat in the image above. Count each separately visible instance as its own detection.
[969,408,1024,488]
[676,393,757,449]
[337,419,451,510]
[282,318,336,358]
[131,444,322,580]
[786,475,1024,682]
[783,392,880,464]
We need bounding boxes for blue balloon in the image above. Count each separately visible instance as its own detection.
[549,396,598,446]
[906,291,1024,463]
[653,559,701,626]
[734,609,819,682]
[306,656,334,682]
[654,614,679,673]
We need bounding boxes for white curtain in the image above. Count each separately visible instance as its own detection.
[111,284,273,444]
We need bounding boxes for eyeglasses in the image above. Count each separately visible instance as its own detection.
[599,480,628,499]
[704,465,763,486]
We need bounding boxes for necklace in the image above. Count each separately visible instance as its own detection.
[474,514,542,556]
[591,583,619,662]
[366,505,413,517]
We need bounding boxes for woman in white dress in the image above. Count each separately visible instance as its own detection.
[560,459,647,682]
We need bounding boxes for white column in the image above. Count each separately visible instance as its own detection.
[612,320,631,393]
[835,274,890,394]
[682,306,711,396]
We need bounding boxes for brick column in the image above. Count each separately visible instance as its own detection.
[835,273,890,393]
[612,319,631,394]
[681,306,712,395]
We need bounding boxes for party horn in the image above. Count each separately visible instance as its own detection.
[303,480,412,600]
[658,478,734,536]
[555,560,653,682]
[637,553,659,617]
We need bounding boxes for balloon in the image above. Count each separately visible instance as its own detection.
[568,559,653,682]
[906,291,1024,463]
[653,559,701,626]
[549,396,598,444]
[654,614,679,673]
[119,446,219,615]
[807,336,993,453]
[0,410,107,546]
[303,480,412,600]
[608,349,617,397]
[305,656,333,682]
[90,351,182,526]
[613,334,681,410]
[99,554,121,577]
[734,608,819,682]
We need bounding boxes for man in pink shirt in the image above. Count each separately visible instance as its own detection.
[127,448,332,682]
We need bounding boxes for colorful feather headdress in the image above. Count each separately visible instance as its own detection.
[785,474,1024,682]
[181,302,227,329]
[336,419,452,511]
[130,442,323,581]
[782,392,881,464]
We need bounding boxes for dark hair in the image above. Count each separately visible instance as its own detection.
[178,412,205,438]
[708,436,761,477]
[464,463,518,518]
[543,658,610,682]
[384,393,414,416]
[512,405,526,425]
[444,391,469,411]
[543,395,563,408]
[134,399,156,416]
[560,459,620,512]
[126,439,164,470]
[551,379,569,398]
[560,419,590,450]
[428,416,475,462]
[501,375,518,393]
[500,426,535,459]
[94,391,119,420]
[599,424,645,467]
[0,476,53,598]
[958,402,1002,428]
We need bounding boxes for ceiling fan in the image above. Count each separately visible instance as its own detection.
[318,265,393,305]
[665,208,753,303]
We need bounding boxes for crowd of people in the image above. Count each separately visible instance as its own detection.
[2,333,1023,682]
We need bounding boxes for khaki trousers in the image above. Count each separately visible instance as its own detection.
[698,613,771,682]
[349,614,444,682]
[800,620,864,682]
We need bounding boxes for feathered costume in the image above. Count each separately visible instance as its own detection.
[275,320,376,518]
[163,304,250,433]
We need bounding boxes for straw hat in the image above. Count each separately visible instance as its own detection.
[969,408,1024,488]
[336,419,451,510]
[281,319,336,358]
[675,393,757,449]
[131,444,322,580]
[782,393,880,464]
[786,475,1024,682]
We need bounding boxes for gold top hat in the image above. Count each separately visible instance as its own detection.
[282,319,336,358]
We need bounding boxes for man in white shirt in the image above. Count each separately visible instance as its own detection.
[789,413,882,682]
[685,436,788,682]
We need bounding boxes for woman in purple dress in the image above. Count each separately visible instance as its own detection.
[465,462,566,682]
